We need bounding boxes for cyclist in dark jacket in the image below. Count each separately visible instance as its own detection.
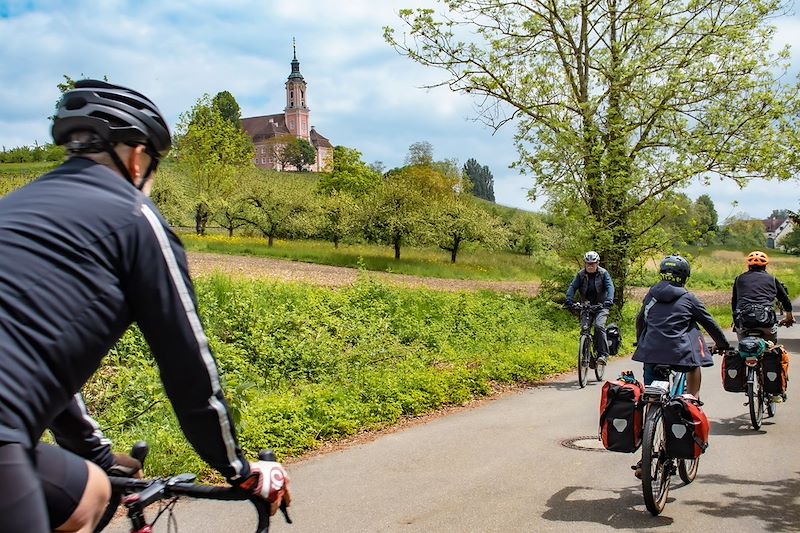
[633,255,730,397]
[731,250,794,342]
[566,251,615,365]
[0,80,289,533]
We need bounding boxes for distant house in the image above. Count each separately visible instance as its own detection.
[241,45,332,172]
[764,216,794,249]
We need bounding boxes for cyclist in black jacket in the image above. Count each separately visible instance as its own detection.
[0,80,289,532]
[732,250,794,342]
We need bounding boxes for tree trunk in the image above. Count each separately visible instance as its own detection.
[394,240,401,260]
[268,234,274,247]
[451,237,461,263]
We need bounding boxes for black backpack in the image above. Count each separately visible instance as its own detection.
[606,323,621,356]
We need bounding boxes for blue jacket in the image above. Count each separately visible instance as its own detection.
[566,267,614,305]
[633,281,729,367]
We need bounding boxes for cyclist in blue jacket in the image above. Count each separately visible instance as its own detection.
[566,251,615,365]
[0,80,289,532]
[633,255,730,397]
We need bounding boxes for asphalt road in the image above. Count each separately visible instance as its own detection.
[107,320,800,533]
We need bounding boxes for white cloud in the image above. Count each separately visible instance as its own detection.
[1,0,798,220]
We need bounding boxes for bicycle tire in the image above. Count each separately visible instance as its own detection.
[642,407,670,515]
[594,353,606,381]
[578,335,590,388]
[678,457,699,484]
[747,368,764,430]
[766,397,776,418]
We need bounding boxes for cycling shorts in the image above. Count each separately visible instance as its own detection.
[0,442,88,532]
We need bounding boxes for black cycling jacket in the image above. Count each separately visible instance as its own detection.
[731,269,792,316]
[0,158,249,482]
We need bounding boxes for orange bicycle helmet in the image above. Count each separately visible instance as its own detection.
[746,251,769,267]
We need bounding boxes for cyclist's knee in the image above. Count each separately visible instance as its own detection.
[54,461,110,533]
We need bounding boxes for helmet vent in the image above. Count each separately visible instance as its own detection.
[65,96,87,110]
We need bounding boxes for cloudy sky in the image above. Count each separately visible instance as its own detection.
[1,0,798,219]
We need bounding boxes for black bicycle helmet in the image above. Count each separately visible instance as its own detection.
[52,79,171,158]
[659,255,691,286]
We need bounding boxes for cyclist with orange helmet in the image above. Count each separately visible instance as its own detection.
[732,250,794,343]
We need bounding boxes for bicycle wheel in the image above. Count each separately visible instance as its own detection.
[594,351,606,381]
[578,335,590,388]
[766,397,776,418]
[642,407,671,516]
[678,457,699,484]
[747,368,764,430]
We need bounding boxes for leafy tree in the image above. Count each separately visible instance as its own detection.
[362,171,428,260]
[780,227,800,255]
[427,195,507,262]
[693,194,719,245]
[386,1,800,306]
[463,158,495,202]
[317,146,382,197]
[265,134,296,171]
[316,191,358,248]
[404,141,434,166]
[768,209,791,220]
[216,200,249,237]
[238,173,311,246]
[506,213,549,256]
[212,91,242,127]
[720,217,766,250]
[174,94,254,234]
[290,138,317,171]
[149,165,189,227]
[369,161,386,175]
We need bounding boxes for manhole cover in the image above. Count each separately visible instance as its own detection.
[561,435,606,452]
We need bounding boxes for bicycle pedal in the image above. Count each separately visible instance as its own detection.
[589,360,597,369]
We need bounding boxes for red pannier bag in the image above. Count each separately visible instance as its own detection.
[599,377,644,452]
[762,345,790,395]
[721,352,747,392]
[663,394,709,459]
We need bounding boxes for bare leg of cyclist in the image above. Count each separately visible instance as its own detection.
[54,461,110,533]
[686,367,701,398]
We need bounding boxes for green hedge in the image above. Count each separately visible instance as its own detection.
[82,274,615,480]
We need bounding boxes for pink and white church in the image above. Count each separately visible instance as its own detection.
[241,45,332,172]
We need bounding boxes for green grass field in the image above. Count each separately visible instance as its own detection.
[180,233,548,281]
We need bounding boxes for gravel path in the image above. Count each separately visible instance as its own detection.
[186,251,730,305]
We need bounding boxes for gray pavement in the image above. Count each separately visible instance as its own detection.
[107,314,800,532]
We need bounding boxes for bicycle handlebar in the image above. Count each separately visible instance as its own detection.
[110,476,272,533]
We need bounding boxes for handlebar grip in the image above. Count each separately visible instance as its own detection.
[256,450,292,525]
[131,441,149,465]
[258,450,277,462]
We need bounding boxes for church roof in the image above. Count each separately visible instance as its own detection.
[241,114,290,141]
[310,127,332,148]
[240,114,330,147]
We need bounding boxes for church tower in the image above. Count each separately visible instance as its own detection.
[284,39,310,141]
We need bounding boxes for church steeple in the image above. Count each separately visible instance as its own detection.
[288,38,304,81]
[285,38,309,140]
